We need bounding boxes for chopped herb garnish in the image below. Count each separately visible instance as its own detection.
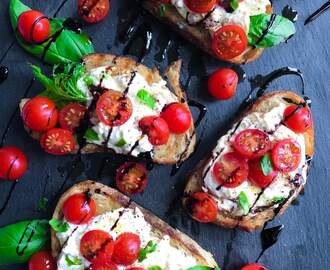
[138,241,157,262]
[115,138,127,147]
[230,0,239,10]
[260,154,273,176]
[238,191,250,215]
[37,197,48,212]
[49,218,69,233]
[84,128,99,141]
[148,266,162,270]
[83,76,94,86]
[159,4,167,17]
[271,196,285,204]
[65,255,82,266]
[137,89,156,109]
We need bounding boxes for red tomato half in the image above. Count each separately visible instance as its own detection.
[186,192,218,223]
[212,152,248,188]
[161,103,192,134]
[248,158,278,188]
[271,139,301,172]
[89,260,118,270]
[62,193,96,224]
[29,251,57,270]
[208,68,238,100]
[18,10,50,43]
[112,233,141,266]
[184,0,217,13]
[78,0,110,23]
[59,102,87,131]
[283,105,312,133]
[0,146,28,181]
[139,116,170,145]
[212,24,247,60]
[116,162,148,195]
[241,263,268,270]
[233,129,271,159]
[127,268,145,270]
[40,128,76,155]
[22,97,58,132]
[96,90,132,126]
[80,230,114,262]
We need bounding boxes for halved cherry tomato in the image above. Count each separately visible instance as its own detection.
[241,263,268,270]
[139,116,170,145]
[212,152,249,188]
[184,0,217,13]
[127,268,145,270]
[89,260,118,270]
[283,105,312,133]
[29,251,56,270]
[186,192,218,223]
[59,102,86,131]
[112,232,141,266]
[233,129,271,159]
[212,25,247,60]
[62,193,96,224]
[40,128,76,155]
[161,103,192,134]
[0,146,28,181]
[80,230,114,262]
[22,97,58,132]
[18,10,50,43]
[208,68,238,100]
[96,90,132,126]
[271,139,301,172]
[248,158,278,188]
[116,162,148,195]
[78,0,110,23]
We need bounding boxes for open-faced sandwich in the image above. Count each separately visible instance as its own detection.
[51,180,218,270]
[19,54,196,164]
[143,0,296,64]
[183,91,314,231]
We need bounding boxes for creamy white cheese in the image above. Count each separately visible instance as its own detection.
[203,97,308,217]
[56,207,197,270]
[77,66,178,157]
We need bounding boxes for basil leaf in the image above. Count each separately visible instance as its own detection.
[49,219,69,233]
[138,241,157,262]
[84,128,99,141]
[137,89,156,109]
[0,220,49,265]
[238,191,250,215]
[115,138,127,147]
[159,4,167,17]
[84,76,94,86]
[9,0,94,65]
[186,266,221,270]
[248,14,296,48]
[260,154,273,176]
[37,197,48,212]
[148,266,162,270]
[230,0,239,10]
[65,255,82,266]
[271,196,285,204]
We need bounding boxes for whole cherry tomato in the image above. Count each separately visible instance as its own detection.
[283,105,312,133]
[208,68,238,100]
[161,103,192,133]
[112,232,141,266]
[241,263,268,270]
[28,251,57,270]
[0,146,28,181]
[186,192,218,223]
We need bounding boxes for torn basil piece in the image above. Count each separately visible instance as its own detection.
[49,218,69,233]
[238,191,250,215]
[260,154,273,176]
[138,240,157,262]
[65,255,82,266]
[84,128,99,141]
[115,138,127,147]
[137,89,156,109]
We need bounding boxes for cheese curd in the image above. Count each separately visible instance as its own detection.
[56,207,197,270]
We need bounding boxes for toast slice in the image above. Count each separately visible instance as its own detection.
[183,91,314,231]
[20,54,196,165]
[51,180,218,268]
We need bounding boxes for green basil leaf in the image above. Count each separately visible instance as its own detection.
[84,76,94,86]
[49,218,69,233]
[138,241,157,262]
[148,266,162,270]
[260,154,273,176]
[115,138,127,147]
[271,196,285,204]
[37,197,48,212]
[0,220,49,265]
[248,14,296,48]
[230,0,239,10]
[9,0,94,65]
[65,255,82,266]
[84,128,99,141]
[238,191,250,215]
[137,89,156,109]
[159,4,167,17]
[186,266,221,270]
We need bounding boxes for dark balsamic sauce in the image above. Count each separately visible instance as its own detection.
[0,181,18,215]
[63,18,82,33]
[282,5,299,23]
[0,66,9,84]
[155,36,180,64]
[305,1,330,25]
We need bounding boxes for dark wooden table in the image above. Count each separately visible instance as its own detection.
[0,0,329,269]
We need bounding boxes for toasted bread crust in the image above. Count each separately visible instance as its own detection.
[183,91,314,231]
[51,180,218,267]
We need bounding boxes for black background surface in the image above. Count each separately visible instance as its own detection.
[0,0,329,269]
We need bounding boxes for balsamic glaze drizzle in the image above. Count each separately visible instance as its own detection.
[0,66,9,84]
[0,181,17,215]
[305,1,330,25]
[282,5,299,23]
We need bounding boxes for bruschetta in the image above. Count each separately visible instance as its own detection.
[50,180,218,270]
[183,91,314,231]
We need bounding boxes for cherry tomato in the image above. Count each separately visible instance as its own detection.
[78,0,110,23]
[62,193,96,224]
[112,232,141,266]
[233,129,271,159]
[241,263,268,270]
[127,268,145,270]
[208,68,238,100]
[22,97,58,132]
[17,10,50,43]
[283,105,312,133]
[89,260,118,270]
[59,103,86,131]
[212,152,248,188]
[40,128,76,155]
[212,25,247,60]
[184,0,217,13]
[80,230,114,262]
[96,90,132,126]
[0,146,28,181]
[186,192,218,223]
[29,251,57,270]
[248,158,278,188]
[271,139,301,172]
[116,162,148,195]
[161,103,192,134]
[139,116,170,145]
